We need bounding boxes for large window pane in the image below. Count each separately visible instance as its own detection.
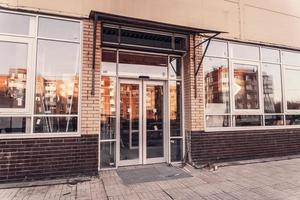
[103,26,119,43]
[233,63,259,109]
[233,115,262,127]
[204,57,230,113]
[206,115,230,127]
[118,52,168,78]
[101,50,117,76]
[100,142,116,168]
[170,81,182,136]
[35,40,79,114]
[205,40,228,57]
[174,37,187,51]
[265,115,284,126]
[230,43,259,61]
[38,17,80,41]
[0,41,28,109]
[0,12,34,35]
[0,117,31,133]
[285,68,300,110]
[101,77,116,140]
[262,64,283,113]
[170,139,182,162]
[261,48,280,63]
[282,51,300,66]
[33,116,77,133]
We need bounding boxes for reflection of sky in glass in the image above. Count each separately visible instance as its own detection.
[0,41,27,74]
[230,43,259,61]
[204,57,228,74]
[261,48,280,63]
[282,51,300,66]
[37,40,80,79]
[285,68,300,102]
[204,41,228,57]
[38,17,80,41]
[0,12,33,35]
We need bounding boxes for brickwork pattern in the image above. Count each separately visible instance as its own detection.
[0,135,98,183]
[81,19,102,134]
[191,129,300,165]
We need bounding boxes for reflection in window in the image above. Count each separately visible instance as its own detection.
[35,40,79,114]
[234,63,259,109]
[206,115,230,127]
[101,50,117,76]
[262,64,283,113]
[171,139,182,162]
[285,68,300,110]
[0,41,28,109]
[204,57,230,113]
[169,57,182,79]
[230,43,259,61]
[33,117,77,133]
[265,115,284,126]
[170,81,182,136]
[100,142,116,168]
[286,115,300,125]
[38,17,80,41]
[101,77,116,140]
[281,51,300,66]
[0,117,30,133]
[261,48,280,63]
[103,27,119,43]
[118,52,168,78]
[233,115,262,127]
[205,40,228,57]
[0,12,34,35]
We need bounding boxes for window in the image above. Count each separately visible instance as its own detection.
[204,40,300,129]
[0,11,81,135]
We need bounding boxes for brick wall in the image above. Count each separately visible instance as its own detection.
[81,19,101,134]
[191,129,300,165]
[0,135,98,183]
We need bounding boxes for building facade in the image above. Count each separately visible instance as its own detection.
[1,0,300,182]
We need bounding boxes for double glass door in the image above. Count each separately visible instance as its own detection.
[118,79,165,166]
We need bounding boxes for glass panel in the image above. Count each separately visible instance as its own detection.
[206,115,230,127]
[286,115,300,125]
[0,41,28,109]
[102,27,119,43]
[100,77,116,140]
[233,115,262,127]
[175,37,186,51]
[119,52,168,78]
[261,48,280,63]
[101,50,117,76]
[204,57,230,113]
[169,57,182,79]
[205,40,228,57]
[0,12,34,35]
[265,115,284,126]
[120,29,172,49]
[0,117,30,133]
[285,68,300,110]
[282,51,300,66]
[262,64,283,113]
[38,17,80,41]
[230,43,259,61]
[233,63,259,109]
[100,142,116,168]
[120,83,140,161]
[170,139,182,162]
[35,40,79,114]
[146,84,164,158]
[170,81,182,136]
[33,116,77,133]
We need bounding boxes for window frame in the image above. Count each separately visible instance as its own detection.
[0,9,82,138]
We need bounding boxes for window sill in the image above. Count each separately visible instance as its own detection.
[0,132,81,139]
[205,125,300,132]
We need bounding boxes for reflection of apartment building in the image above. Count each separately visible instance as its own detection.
[35,75,79,114]
[101,77,116,117]
[0,68,27,108]
[205,66,229,105]
[262,73,275,112]
[234,69,258,109]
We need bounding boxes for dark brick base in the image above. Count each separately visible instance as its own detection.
[0,134,98,183]
[191,129,300,165]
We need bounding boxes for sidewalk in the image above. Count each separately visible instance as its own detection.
[1,158,300,200]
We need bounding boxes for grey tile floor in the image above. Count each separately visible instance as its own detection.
[1,158,300,200]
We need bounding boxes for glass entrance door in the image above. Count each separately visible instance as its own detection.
[118,79,165,166]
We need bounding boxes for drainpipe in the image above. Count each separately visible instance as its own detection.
[91,14,98,96]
